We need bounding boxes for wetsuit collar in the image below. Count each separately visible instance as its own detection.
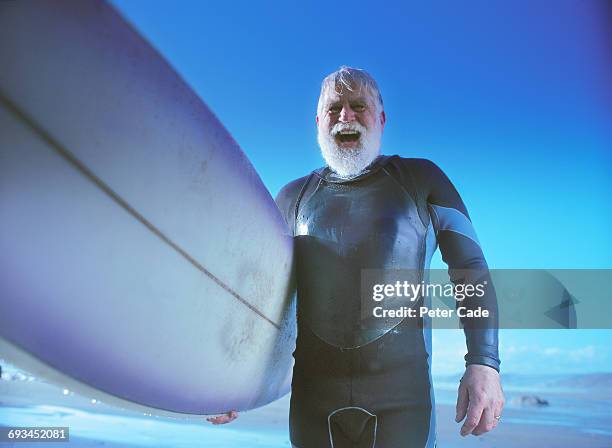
[314,155,395,183]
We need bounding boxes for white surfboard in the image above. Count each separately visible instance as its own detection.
[0,0,295,416]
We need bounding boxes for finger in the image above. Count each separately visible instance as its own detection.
[461,399,485,437]
[208,415,231,425]
[206,416,229,425]
[455,383,469,422]
[206,411,238,425]
[491,415,499,429]
[472,407,495,435]
[496,396,505,418]
[492,398,504,428]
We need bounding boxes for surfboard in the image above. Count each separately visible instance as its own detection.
[0,0,295,416]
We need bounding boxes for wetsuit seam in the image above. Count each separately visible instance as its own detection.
[429,203,441,238]
[438,228,480,246]
[293,173,316,235]
[404,160,432,229]
[382,164,429,233]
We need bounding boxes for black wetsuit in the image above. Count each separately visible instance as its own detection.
[275,155,500,448]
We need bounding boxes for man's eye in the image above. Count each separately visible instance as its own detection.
[329,107,341,114]
[352,104,366,112]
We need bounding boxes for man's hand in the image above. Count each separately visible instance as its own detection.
[455,364,504,437]
[206,410,238,425]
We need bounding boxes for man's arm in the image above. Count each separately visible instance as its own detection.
[410,158,504,436]
[418,159,500,371]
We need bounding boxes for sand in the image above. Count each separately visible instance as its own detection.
[2,371,612,447]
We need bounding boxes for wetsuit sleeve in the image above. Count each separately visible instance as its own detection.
[411,159,501,372]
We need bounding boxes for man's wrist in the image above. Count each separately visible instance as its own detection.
[464,355,500,373]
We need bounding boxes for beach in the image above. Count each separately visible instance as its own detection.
[1,366,611,447]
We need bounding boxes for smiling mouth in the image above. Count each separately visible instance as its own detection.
[335,130,361,144]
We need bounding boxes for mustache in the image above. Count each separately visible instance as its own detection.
[331,122,366,136]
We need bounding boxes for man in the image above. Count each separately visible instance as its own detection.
[210,66,504,448]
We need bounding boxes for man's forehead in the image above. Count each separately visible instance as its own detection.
[322,87,374,104]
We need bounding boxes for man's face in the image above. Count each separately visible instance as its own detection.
[316,87,386,178]
[317,89,384,150]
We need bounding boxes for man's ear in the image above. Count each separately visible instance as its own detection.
[380,110,387,128]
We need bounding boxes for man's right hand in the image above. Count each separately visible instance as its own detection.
[206,410,238,425]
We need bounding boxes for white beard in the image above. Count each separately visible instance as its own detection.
[317,121,382,179]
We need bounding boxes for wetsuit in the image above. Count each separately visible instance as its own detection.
[275,155,500,448]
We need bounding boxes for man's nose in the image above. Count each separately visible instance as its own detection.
[339,105,355,122]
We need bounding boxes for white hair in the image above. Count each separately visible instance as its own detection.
[317,66,384,117]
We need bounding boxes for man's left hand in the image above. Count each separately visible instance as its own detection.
[455,364,504,437]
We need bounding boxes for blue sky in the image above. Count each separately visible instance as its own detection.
[111,0,611,374]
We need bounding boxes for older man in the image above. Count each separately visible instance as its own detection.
[209,66,504,447]
[273,66,503,448]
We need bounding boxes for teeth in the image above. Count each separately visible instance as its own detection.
[337,130,359,135]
